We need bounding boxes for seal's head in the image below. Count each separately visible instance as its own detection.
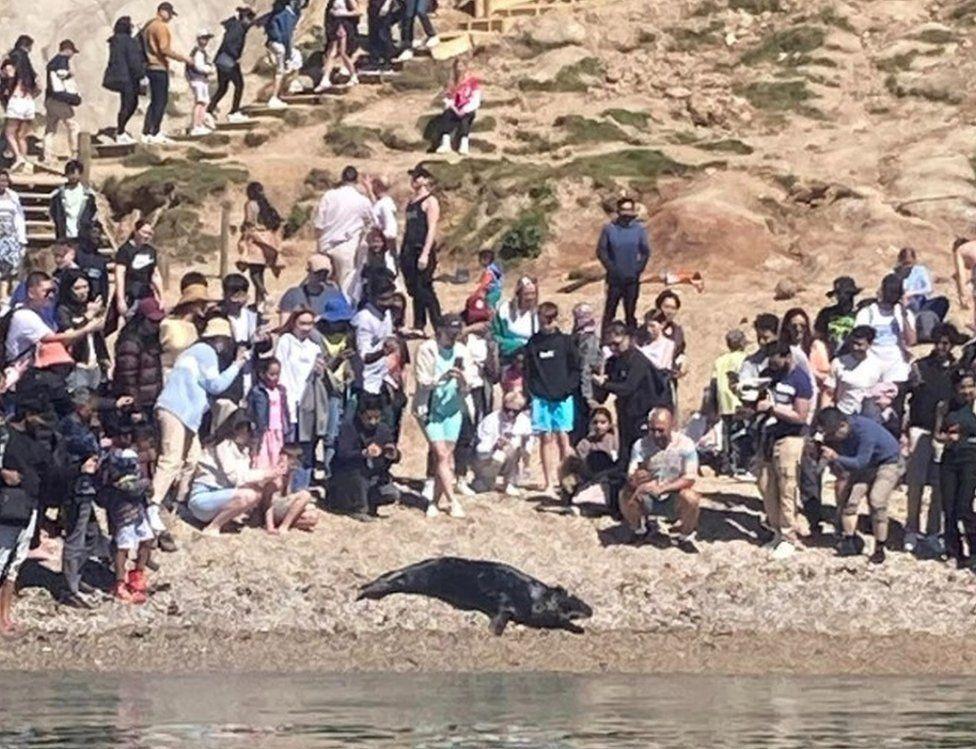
[533,586,593,633]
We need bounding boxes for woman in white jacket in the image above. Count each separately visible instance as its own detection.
[186,30,216,136]
[435,58,482,157]
[0,170,26,301]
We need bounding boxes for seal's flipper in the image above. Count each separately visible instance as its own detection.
[562,621,585,635]
[489,610,511,635]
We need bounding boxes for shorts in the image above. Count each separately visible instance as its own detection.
[188,485,237,523]
[5,94,35,122]
[531,395,574,434]
[0,512,36,584]
[906,427,941,487]
[425,410,463,443]
[640,491,678,520]
[271,491,310,524]
[45,97,75,123]
[189,79,211,105]
[267,42,303,75]
[115,516,155,551]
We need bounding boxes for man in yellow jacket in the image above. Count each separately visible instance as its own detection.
[142,2,192,145]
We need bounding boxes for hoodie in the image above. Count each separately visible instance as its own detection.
[523,329,580,401]
[596,218,651,282]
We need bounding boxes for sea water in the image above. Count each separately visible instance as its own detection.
[1,672,974,748]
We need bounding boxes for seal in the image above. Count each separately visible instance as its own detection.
[357,556,593,635]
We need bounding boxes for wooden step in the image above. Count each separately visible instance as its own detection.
[26,220,54,231]
[26,233,56,247]
[457,16,509,32]
[16,191,56,205]
[94,142,137,159]
[214,119,259,132]
[23,204,49,217]
[239,105,294,118]
[10,173,64,189]
[281,88,349,104]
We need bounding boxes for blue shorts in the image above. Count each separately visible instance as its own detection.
[425,410,463,443]
[188,486,237,523]
[531,395,574,434]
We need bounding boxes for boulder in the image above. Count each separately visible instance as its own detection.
[519,46,592,86]
[521,15,587,48]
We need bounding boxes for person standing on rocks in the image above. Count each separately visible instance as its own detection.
[314,165,374,302]
[395,0,439,62]
[102,16,147,146]
[208,6,259,124]
[754,342,813,560]
[141,2,193,145]
[2,35,40,173]
[42,39,81,163]
[817,406,902,565]
[596,197,651,332]
[264,0,303,109]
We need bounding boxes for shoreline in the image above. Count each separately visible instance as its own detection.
[6,627,976,675]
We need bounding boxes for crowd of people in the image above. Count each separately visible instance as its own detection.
[1,0,480,163]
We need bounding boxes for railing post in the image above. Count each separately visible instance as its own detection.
[78,132,92,185]
[219,200,232,278]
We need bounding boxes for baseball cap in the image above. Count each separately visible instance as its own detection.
[158,2,178,16]
[59,39,79,53]
[197,28,214,39]
[307,254,332,275]
[826,276,862,298]
[438,313,464,332]
[322,289,354,323]
[408,164,433,180]
[237,5,256,16]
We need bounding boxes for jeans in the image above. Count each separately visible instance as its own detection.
[290,424,315,491]
[209,64,244,115]
[400,0,436,48]
[61,492,107,595]
[940,458,976,562]
[117,85,139,134]
[368,1,396,63]
[143,69,169,136]
[603,277,640,330]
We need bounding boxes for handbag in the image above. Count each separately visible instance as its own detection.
[35,339,75,368]
[0,487,34,526]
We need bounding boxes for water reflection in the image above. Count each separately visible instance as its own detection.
[2,672,976,748]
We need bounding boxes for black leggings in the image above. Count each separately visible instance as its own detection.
[441,110,475,139]
[117,85,139,135]
[941,459,976,562]
[401,248,441,332]
[209,64,244,115]
[245,263,267,305]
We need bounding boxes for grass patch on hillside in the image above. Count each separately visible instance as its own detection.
[323,124,378,158]
[813,6,856,33]
[885,74,962,104]
[284,203,312,239]
[553,115,636,145]
[154,207,219,263]
[517,57,604,93]
[697,139,754,155]
[102,162,249,217]
[667,20,724,51]
[730,0,782,12]
[951,0,976,22]
[875,52,917,73]
[740,26,826,66]
[912,28,956,44]
[736,79,823,117]
[602,108,651,128]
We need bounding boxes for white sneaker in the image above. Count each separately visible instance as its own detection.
[421,478,435,502]
[140,133,158,145]
[425,35,440,48]
[435,134,452,154]
[155,134,175,145]
[450,499,466,518]
[267,96,288,109]
[761,530,781,550]
[771,540,796,560]
[189,126,211,137]
[411,39,424,50]
[115,132,135,145]
[146,504,167,534]
[313,80,332,93]
[455,480,476,497]
[203,113,217,129]
[904,531,919,553]
[395,49,414,62]
[346,75,359,87]
[503,484,521,498]
[458,136,470,156]
[426,502,440,518]
[227,111,250,124]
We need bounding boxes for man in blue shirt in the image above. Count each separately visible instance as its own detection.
[897,247,948,320]
[817,407,902,564]
[596,197,651,330]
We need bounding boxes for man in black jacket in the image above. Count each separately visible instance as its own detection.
[49,160,97,244]
[208,6,260,123]
[42,39,81,162]
[593,321,672,468]
[596,198,651,331]
[524,302,580,493]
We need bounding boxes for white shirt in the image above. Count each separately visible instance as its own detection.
[274,333,321,424]
[62,184,85,239]
[6,307,50,362]
[854,303,915,383]
[464,334,488,388]
[476,410,533,454]
[638,337,675,371]
[314,184,373,252]
[628,431,699,481]
[826,353,885,415]
[372,195,398,240]
[352,305,393,394]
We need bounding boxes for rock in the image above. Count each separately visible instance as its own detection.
[887,68,964,104]
[520,15,587,48]
[665,86,693,100]
[519,46,592,87]
[602,24,642,52]
[774,279,800,300]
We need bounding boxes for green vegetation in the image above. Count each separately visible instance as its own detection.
[323,124,376,158]
[284,203,312,239]
[554,149,689,186]
[669,130,701,145]
[875,52,916,73]
[730,0,781,13]
[472,115,497,133]
[736,79,820,116]
[602,108,651,128]
[814,6,856,33]
[243,131,270,148]
[378,129,422,151]
[885,74,962,104]
[698,139,754,155]
[102,161,249,217]
[518,57,604,93]
[184,147,228,161]
[553,115,636,146]
[667,20,724,51]
[740,26,826,66]
[913,28,956,45]
[154,207,219,263]
[951,0,976,21]
[691,0,720,16]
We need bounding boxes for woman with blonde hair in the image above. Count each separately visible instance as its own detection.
[435,57,482,156]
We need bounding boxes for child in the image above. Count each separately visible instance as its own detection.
[476,249,503,309]
[101,447,154,604]
[262,444,319,534]
[523,302,579,493]
[709,329,748,476]
[186,29,216,136]
[559,407,619,507]
[248,357,290,471]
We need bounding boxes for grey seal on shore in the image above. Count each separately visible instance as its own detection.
[357,557,593,635]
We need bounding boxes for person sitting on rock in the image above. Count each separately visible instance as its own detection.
[434,58,481,157]
[619,408,700,553]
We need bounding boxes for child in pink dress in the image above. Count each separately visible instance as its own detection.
[248,358,290,470]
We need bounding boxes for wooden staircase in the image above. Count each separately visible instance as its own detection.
[12,173,61,248]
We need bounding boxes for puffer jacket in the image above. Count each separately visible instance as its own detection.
[113,316,163,408]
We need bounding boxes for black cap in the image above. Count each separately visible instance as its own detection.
[158,2,178,16]
[59,39,79,53]
[438,313,464,332]
[826,276,861,298]
[408,163,433,181]
[237,5,257,16]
